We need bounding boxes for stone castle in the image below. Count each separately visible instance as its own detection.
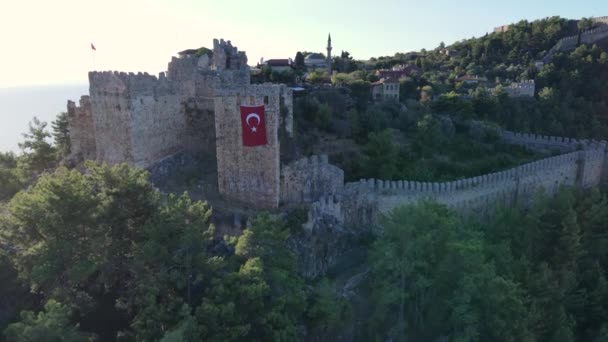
[67,38,608,231]
[68,38,297,208]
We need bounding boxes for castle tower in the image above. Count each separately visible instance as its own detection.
[214,84,293,209]
[67,95,96,161]
[327,33,332,72]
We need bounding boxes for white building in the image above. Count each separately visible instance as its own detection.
[304,53,327,69]
[372,78,400,102]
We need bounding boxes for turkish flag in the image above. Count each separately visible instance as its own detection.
[240,105,267,146]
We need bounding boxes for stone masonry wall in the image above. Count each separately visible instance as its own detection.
[299,136,606,231]
[88,71,185,168]
[337,146,605,229]
[80,38,253,169]
[166,40,250,155]
[214,84,292,208]
[499,130,583,153]
[581,148,606,188]
[128,92,185,167]
[212,38,248,72]
[593,16,608,26]
[470,119,603,154]
[88,72,136,165]
[67,95,96,161]
[544,24,608,62]
[603,152,608,186]
[280,155,344,206]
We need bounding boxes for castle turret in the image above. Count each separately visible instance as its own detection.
[327,33,332,72]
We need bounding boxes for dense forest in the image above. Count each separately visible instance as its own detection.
[2,152,608,341]
[1,15,608,341]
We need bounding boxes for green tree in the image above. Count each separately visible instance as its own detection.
[306,278,351,340]
[363,130,398,180]
[294,51,305,69]
[127,193,214,341]
[414,114,446,153]
[234,213,306,339]
[432,91,475,119]
[18,117,57,174]
[308,70,328,84]
[0,254,34,336]
[0,167,100,298]
[399,77,418,100]
[0,152,23,201]
[348,80,371,112]
[420,85,433,105]
[368,201,532,341]
[196,213,306,341]
[315,103,331,130]
[577,17,594,32]
[0,163,161,339]
[52,112,71,158]
[4,300,93,342]
[368,201,458,340]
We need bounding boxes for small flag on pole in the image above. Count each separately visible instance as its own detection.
[91,43,96,51]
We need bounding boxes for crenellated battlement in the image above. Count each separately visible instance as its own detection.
[336,142,606,228]
[468,120,607,153]
[88,70,174,98]
[593,16,608,25]
[499,130,607,153]
[66,95,96,161]
[343,150,583,196]
[281,154,344,206]
[67,95,91,117]
[303,195,344,231]
[70,38,258,170]
[212,38,248,71]
[544,23,608,62]
[290,154,330,167]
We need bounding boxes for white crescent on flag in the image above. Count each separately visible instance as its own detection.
[245,113,261,127]
[240,105,267,146]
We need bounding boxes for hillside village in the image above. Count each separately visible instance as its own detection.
[3,13,608,342]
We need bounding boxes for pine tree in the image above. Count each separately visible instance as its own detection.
[18,117,57,174]
[553,208,582,292]
[51,112,71,158]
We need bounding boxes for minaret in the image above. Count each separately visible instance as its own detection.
[326,33,332,72]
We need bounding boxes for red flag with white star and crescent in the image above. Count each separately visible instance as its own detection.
[240,105,267,146]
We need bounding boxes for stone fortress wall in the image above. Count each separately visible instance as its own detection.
[73,38,251,169]
[280,154,344,206]
[504,80,535,97]
[69,37,307,209]
[543,17,608,62]
[88,71,184,167]
[67,96,96,161]
[214,84,293,208]
[487,80,535,97]
[303,128,608,230]
[593,16,608,25]
[66,37,608,223]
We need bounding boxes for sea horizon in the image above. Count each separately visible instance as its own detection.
[0,83,89,153]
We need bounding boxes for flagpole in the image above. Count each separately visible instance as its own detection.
[91,43,96,71]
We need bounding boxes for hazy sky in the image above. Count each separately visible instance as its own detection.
[2,0,608,87]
